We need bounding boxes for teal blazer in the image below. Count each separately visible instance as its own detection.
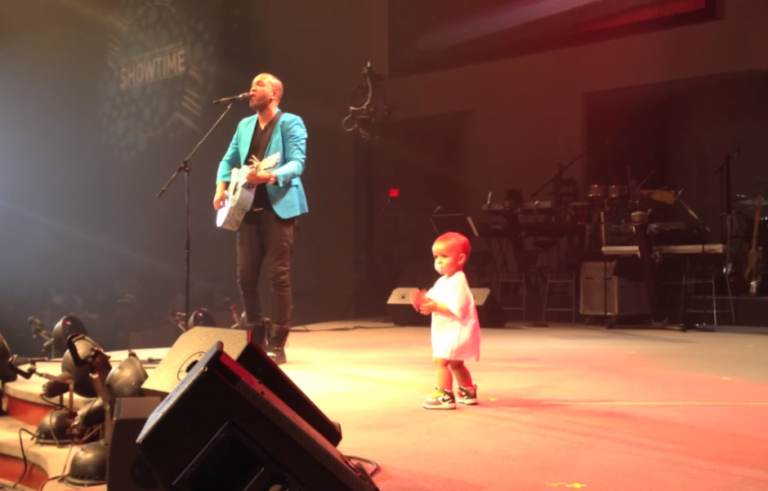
[216,111,308,219]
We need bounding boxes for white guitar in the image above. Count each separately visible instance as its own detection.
[216,152,280,231]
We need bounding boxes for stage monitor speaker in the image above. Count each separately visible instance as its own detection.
[141,326,341,447]
[470,288,506,328]
[388,287,505,327]
[137,343,379,491]
[387,287,429,326]
[108,397,162,491]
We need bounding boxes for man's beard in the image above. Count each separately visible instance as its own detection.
[250,99,268,112]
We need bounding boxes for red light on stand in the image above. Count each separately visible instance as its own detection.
[389,188,400,198]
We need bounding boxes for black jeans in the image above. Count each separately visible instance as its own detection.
[237,209,296,338]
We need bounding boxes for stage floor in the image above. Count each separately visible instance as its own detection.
[3,320,768,491]
[281,321,768,491]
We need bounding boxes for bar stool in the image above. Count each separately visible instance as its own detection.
[542,271,577,323]
[497,272,527,321]
[679,273,735,326]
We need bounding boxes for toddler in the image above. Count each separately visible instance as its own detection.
[411,232,480,409]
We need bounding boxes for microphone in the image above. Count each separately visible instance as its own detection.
[212,92,250,105]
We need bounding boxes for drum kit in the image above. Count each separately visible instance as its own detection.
[586,184,628,202]
[576,182,681,247]
[485,150,685,251]
[586,183,636,207]
[497,177,676,251]
[504,169,681,249]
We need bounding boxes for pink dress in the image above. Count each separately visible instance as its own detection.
[426,271,481,361]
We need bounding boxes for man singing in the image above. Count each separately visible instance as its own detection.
[213,73,308,365]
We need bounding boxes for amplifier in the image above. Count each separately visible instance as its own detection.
[580,261,650,316]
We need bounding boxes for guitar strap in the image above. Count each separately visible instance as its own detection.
[248,110,284,163]
[262,110,283,151]
[249,111,284,212]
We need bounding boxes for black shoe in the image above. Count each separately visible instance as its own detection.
[267,348,286,365]
[241,317,269,351]
[266,324,289,365]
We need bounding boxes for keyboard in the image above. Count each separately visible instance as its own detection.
[602,244,730,256]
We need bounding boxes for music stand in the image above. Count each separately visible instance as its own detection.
[431,213,479,238]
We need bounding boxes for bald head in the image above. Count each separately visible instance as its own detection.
[249,73,284,112]
[259,73,283,101]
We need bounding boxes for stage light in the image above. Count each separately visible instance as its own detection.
[61,335,101,398]
[187,308,217,330]
[6,345,104,451]
[7,357,80,446]
[389,188,400,197]
[65,440,109,486]
[105,351,148,403]
[71,398,106,433]
[51,314,88,354]
[66,350,149,488]
[35,408,77,445]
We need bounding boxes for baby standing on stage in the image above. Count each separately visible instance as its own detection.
[411,232,481,409]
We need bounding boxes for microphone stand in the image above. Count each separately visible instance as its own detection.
[530,148,588,198]
[156,102,236,325]
[713,149,739,244]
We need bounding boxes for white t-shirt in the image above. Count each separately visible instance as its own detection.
[426,271,481,361]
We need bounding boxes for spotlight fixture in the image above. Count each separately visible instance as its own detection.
[106,352,148,402]
[71,398,106,436]
[61,335,102,398]
[169,307,219,331]
[35,408,78,445]
[187,308,217,330]
[65,440,109,486]
[8,356,79,446]
[52,315,88,355]
[66,350,149,488]
[63,333,114,488]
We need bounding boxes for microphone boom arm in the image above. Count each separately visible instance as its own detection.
[530,148,588,198]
